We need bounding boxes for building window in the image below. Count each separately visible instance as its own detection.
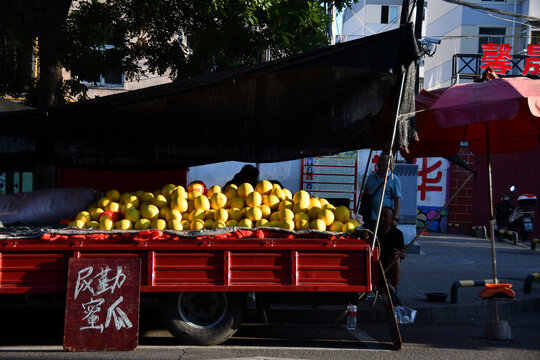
[0,171,33,194]
[532,31,540,45]
[478,27,506,53]
[82,45,123,87]
[381,5,399,24]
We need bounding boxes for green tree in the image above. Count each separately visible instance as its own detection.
[1,0,353,107]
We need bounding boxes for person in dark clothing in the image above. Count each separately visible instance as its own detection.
[224,164,259,188]
[377,206,405,292]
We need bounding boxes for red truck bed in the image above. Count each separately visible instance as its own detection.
[0,228,378,295]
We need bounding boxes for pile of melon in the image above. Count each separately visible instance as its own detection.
[69,180,360,233]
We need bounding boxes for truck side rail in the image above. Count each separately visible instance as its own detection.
[0,228,378,295]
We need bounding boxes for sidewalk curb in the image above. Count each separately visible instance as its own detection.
[412,297,540,324]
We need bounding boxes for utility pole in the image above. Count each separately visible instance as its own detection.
[400,0,409,25]
[415,0,425,40]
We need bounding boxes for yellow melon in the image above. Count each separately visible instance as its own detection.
[342,221,357,233]
[278,199,294,211]
[267,220,281,228]
[140,192,155,203]
[256,219,269,227]
[280,218,295,231]
[170,197,188,213]
[229,197,245,209]
[223,184,238,200]
[204,219,215,229]
[295,218,310,230]
[190,219,205,230]
[255,180,273,195]
[105,201,120,212]
[269,211,281,222]
[115,219,133,230]
[310,219,326,231]
[270,187,286,200]
[188,208,206,222]
[152,194,168,209]
[134,218,151,230]
[180,220,191,229]
[161,184,176,199]
[75,211,91,224]
[213,221,227,229]
[210,192,227,209]
[309,197,322,209]
[318,209,335,226]
[237,182,254,198]
[238,218,253,228]
[214,208,229,222]
[151,219,167,230]
[263,194,280,210]
[229,208,243,221]
[205,209,216,220]
[141,204,160,221]
[329,221,344,232]
[245,191,262,207]
[279,208,294,221]
[165,209,182,222]
[206,185,221,198]
[259,205,272,219]
[99,217,114,230]
[105,189,121,202]
[86,221,100,229]
[168,219,183,230]
[69,219,86,228]
[125,208,141,223]
[246,206,263,221]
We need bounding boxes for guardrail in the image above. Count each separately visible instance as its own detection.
[497,229,519,245]
[523,272,540,294]
[471,226,487,239]
[451,279,495,303]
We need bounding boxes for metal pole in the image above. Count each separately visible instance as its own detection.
[372,72,407,249]
[356,149,373,211]
[486,123,498,283]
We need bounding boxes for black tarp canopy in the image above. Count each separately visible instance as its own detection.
[0,25,419,170]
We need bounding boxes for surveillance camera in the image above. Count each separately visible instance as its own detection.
[423,36,441,44]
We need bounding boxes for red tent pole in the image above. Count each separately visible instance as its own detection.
[486,122,498,283]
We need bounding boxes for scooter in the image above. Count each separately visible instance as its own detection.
[495,186,537,241]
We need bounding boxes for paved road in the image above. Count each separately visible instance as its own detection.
[1,233,539,359]
[1,306,539,360]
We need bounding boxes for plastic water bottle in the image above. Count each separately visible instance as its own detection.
[346,304,357,330]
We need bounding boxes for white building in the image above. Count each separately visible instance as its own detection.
[341,0,404,41]
[423,0,540,89]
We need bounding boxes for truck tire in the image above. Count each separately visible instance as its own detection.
[161,292,245,345]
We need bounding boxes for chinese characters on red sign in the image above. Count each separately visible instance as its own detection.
[481,42,540,75]
[75,264,131,332]
[64,258,140,352]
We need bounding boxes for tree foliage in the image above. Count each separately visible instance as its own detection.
[1,0,354,106]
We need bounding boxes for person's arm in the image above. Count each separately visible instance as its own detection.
[393,197,401,220]
[394,229,405,260]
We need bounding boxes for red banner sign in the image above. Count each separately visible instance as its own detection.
[481,42,540,75]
